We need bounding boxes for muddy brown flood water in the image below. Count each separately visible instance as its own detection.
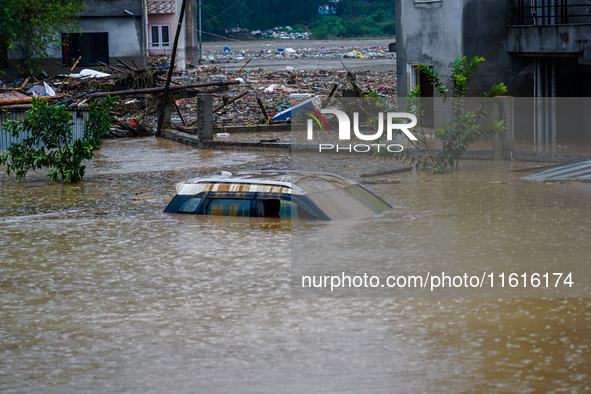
[1,137,590,392]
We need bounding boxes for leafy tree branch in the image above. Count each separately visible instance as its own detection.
[380,56,507,174]
[0,96,117,183]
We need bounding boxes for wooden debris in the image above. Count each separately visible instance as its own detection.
[360,179,401,185]
[213,91,248,113]
[67,56,82,78]
[0,47,398,136]
[256,97,269,121]
[237,57,253,73]
[360,168,413,178]
[87,80,239,98]
[97,61,127,74]
[0,96,56,106]
[322,84,338,108]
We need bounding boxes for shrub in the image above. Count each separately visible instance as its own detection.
[0,96,117,182]
[380,56,507,174]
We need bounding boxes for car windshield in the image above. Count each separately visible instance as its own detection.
[293,176,390,220]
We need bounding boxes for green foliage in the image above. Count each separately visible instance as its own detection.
[0,0,85,73]
[311,16,345,39]
[312,1,396,38]
[381,56,507,174]
[202,0,318,35]
[0,96,117,183]
[200,0,395,38]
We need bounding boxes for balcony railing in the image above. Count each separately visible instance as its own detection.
[511,0,591,25]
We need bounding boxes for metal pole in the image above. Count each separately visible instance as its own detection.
[142,0,148,68]
[544,59,549,148]
[535,57,543,146]
[550,57,557,149]
[198,0,203,65]
[156,0,189,136]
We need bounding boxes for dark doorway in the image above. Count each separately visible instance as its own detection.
[414,65,434,127]
[62,33,109,66]
[0,39,8,68]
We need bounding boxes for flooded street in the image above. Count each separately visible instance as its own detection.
[1,137,590,392]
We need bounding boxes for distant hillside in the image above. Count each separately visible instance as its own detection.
[201,0,396,39]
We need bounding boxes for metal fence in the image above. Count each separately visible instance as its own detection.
[0,110,89,151]
[511,0,591,25]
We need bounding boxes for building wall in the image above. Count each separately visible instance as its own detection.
[5,0,146,75]
[45,17,144,60]
[148,13,178,55]
[147,0,187,70]
[395,0,464,97]
[81,0,143,16]
[396,0,533,97]
[462,0,533,96]
[395,0,591,146]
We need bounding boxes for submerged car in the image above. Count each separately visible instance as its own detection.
[163,171,391,220]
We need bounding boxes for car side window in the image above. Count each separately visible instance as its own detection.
[164,193,205,214]
[206,198,251,217]
[257,193,324,220]
[178,197,202,213]
[279,200,293,219]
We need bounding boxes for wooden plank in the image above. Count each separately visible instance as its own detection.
[0,96,55,105]
[177,124,291,134]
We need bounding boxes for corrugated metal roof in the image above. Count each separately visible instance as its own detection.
[524,160,591,182]
[0,110,89,151]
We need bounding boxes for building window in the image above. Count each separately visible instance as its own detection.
[150,24,170,48]
[62,33,109,66]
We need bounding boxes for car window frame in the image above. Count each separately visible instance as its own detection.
[164,190,329,220]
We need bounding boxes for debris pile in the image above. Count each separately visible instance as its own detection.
[170,65,397,129]
[201,44,394,64]
[229,26,310,40]
[0,55,397,138]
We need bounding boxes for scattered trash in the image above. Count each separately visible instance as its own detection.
[199,43,394,64]
[224,46,231,52]
[27,82,56,97]
[264,84,285,93]
[67,69,111,79]
[272,96,321,122]
[289,93,315,98]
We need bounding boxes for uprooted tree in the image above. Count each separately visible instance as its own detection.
[379,56,507,174]
[0,0,85,74]
[0,96,117,182]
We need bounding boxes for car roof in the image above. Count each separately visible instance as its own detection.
[176,171,358,196]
